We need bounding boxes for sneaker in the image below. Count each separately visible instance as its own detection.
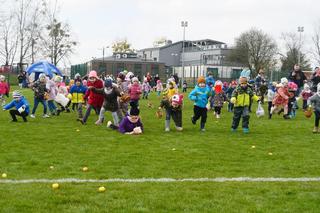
[200,128,206,132]
[231,128,237,132]
[107,121,112,128]
[30,114,35,118]
[216,114,220,119]
[243,128,249,134]
[43,114,50,118]
[95,119,103,125]
[176,126,183,131]
[165,128,170,132]
[283,114,290,119]
[313,127,318,134]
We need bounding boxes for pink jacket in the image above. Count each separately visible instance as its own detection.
[128,83,141,100]
[0,81,9,95]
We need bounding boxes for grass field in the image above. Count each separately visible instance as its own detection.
[0,87,320,212]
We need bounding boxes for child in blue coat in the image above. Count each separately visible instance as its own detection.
[189,76,213,131]
[3,90,30,122]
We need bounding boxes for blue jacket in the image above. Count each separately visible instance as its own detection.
[189,86,212,108]
[3,96,30,114]
[206,76,215,88]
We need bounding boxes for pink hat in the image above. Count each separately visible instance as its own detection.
[157,80,161,84]
[88,70,98,79]
[171,94,183,105]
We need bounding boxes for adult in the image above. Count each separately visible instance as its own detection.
[255,69,267,103]
[288,64,307,96]
[311,67,320,92]
[79,70,104,124]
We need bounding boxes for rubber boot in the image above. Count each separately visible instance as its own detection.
[165,120,170,132]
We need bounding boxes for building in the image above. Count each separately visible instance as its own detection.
[71,53,166,81]
[137,39,244,85]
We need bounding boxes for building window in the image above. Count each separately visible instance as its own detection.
[153,57,157,61]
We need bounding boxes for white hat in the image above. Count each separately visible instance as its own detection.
[12,90,22,98]
[0,75,5,81]
[280,77,288,85]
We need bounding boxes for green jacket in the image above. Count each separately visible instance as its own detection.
[231,86,259,107]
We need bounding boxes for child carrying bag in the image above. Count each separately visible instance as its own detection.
[256,102,265,118]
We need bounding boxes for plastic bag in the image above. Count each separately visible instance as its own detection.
[256,102,265,118]
[54,93,69,107]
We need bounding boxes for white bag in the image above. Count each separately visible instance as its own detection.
[18,106,25,113]
[256,102,265,118]
[54,93,69,107]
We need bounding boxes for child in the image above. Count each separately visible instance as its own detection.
[210,80,227,119]
[308,83,320,133]
[69,78,87,119]
[159,94,183,132]
[94,79,122,127]
[54,76,71,115]
[189,76,212,131]
[30,73,50,118]
[0,75,9,106]
[142,79,151,99]
[79,70,104,124]
[3,90,29,122]
[226,81,237,112]
[163,81,178,99]
[117,72,130,116]
[46,77,58,115]
[128,77,142,109]
[267,82,277,119]
[117,107,144,135]
[288,81,298,118]
[230,76,259,133]
[270,78,291,119]
[182,80,187,93]
[301,84,313,111]
[156,80,163,97]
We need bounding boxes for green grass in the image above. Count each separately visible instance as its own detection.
[0,87,320,212]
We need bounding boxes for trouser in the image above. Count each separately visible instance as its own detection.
[0,94,6,106]
[98,107,122,126]
[228,101,234,112]
[157,91,161,96]
[165,108,182,127]
[47,100,57,113]
[9,110,28,122]
[303,100,308,110]
[315,111,320,127]
[232,106,250,129]
[82,104,101,123]
[72,103,84,118]
[192,105,207,129]
[214,106,222,115]
[32,97,47,115]
[119,101,128,116]
[268,101,273,115]
[182,88,187,92]
[142,91,149,99]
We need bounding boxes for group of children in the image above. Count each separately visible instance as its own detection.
[2,69,320,134]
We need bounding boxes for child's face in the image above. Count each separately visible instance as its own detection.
[240,83,247,89]
[169,84,173,89]
[199,83,206,88]
[128,115,139,123]
[14,97,21,102]
[76,81,81,86]
[133,81,139,85]
[89,76,96,82]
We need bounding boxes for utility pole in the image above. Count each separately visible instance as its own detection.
[181,21,188,87]
[298,26,304,65]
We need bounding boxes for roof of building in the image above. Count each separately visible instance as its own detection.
[92,56,165,64]
[138,39,226,52]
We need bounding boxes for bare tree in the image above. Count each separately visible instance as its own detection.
[228,28,278,77]
[112,39,135,53]
[0,14,19,67]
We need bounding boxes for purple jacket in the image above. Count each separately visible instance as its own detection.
[118,116,144,134]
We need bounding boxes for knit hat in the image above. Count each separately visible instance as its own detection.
[12,90,22,98]
[280,77,288,85]
[74,73,81,79]
[129,107,140,116]
[215,80,223,93]
[54,75,62,83]
[239,76,248,84]
[0,75,5,81]
[104,79,112,88]
[157,80,161,84]
[88,70,98,79]
[197,76,206,84]
[171,94,183,105]
[304,83,310,89]
[132,77,139,83]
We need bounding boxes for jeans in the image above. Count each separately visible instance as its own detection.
[82,104,100,123]
[315,111,320,127]
[47,100,57,113]
[32,97,47,115]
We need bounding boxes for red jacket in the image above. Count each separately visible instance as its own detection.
[0,82,9,95]
[128,83,141,100]
[85,79,104,107]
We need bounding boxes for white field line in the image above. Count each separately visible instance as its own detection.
[1,177,320,184]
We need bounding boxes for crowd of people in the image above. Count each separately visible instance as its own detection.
[1,63,320,134]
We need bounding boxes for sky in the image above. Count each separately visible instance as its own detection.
[58,0,320,65]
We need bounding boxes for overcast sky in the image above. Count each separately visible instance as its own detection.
[58,0,320,65]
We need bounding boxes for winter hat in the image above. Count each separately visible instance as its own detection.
[54,75,62,83]
[39,73,46,80]
[171,94,183,105]
[82,79,87,86]
[12,90,22,98]
[88,70,98,79]
[117,72,125,81]
[288,82,298,91]
[280,77,288,85]
[74,73,81,79]
[239,76,248,84]
[129,107,140,116]
[197,76,206,84]
[157,80,161,84]
[74,78,82,84]
[132,77,139,83]
[215,80,223,93]
[0,75,5,81]
[104,79,112,88]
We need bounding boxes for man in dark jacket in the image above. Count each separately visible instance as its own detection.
[288,64,307,95]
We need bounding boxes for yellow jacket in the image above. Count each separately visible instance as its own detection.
[231,86,259,107]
